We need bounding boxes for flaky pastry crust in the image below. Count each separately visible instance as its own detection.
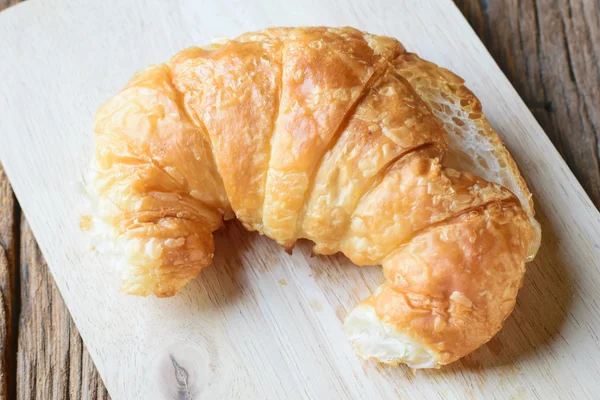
[89,27,540,367]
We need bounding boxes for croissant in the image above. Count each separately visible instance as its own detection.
[87,27,541,368]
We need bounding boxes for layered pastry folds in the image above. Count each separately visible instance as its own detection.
[88,27,541,367]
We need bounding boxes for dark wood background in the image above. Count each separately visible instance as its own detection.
[0,0,598,398]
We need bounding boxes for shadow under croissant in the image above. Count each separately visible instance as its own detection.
[290,204,573,377]
[164,199,572,377]
[151,219,261,315]
[196,219,260,309]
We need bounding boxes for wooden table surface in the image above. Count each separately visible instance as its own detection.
[0,0,598,398]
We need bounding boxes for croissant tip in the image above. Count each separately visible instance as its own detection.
[283,244,295,255]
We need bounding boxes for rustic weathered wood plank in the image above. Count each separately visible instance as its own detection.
[17,221,109,399]
[455,0,600,208]
[0,165,18,400]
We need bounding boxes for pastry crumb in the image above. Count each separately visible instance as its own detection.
[79,215,93,231]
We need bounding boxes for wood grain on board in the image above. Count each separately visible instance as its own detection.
[0,0,598,398]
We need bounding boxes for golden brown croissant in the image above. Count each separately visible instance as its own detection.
[87,27,541,368]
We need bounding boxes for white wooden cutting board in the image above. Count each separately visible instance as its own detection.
[1,0,600,398]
